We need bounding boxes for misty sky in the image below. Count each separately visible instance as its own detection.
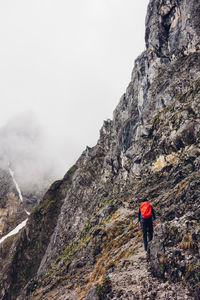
[0,0,149,175]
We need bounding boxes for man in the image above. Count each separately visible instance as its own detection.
[138,200,156,251]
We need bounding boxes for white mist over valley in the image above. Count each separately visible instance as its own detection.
[0,112,70,191]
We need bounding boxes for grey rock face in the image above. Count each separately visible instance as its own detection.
[145,0,200,57]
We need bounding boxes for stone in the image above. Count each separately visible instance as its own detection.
[85,284,99,300]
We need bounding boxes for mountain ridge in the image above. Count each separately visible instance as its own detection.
[0,0,200,299]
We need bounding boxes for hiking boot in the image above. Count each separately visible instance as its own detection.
[146,247,150,261]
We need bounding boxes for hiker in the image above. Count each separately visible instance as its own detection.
[138,200,156,251]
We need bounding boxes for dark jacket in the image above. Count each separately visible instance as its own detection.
[138,205,156,222]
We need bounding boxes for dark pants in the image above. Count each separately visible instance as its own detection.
[141,218,153,251]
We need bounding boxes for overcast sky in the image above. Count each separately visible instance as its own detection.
[0,0,149,175]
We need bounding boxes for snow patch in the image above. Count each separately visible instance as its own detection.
[8,166,23,203]
[0,219,28,244]
[25,209,30,215]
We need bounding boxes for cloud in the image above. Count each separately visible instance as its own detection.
[0,111,73,192]
[0,1,149,193]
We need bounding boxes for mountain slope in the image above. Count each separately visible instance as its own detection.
[0,0,200,299]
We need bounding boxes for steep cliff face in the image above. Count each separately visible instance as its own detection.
[1,0,200,299]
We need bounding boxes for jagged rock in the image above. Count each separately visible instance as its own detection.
[145,0,200,57]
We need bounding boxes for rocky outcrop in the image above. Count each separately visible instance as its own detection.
[145,0,200,57]
[1,0,200,299]
[0,168,26,238]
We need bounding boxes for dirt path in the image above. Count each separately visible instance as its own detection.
[108,243,193,300]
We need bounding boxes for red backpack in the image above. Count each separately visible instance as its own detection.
[140,201,151,219]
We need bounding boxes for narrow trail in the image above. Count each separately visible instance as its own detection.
[109,244,151,299]
[109,244,193,300]
[27,205,194,300]
[106,205,193,299]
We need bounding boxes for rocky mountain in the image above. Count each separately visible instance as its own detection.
[0,165,48,240]
[0,112,64,240]
[0,0,200,299]
[0,168,24,238]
